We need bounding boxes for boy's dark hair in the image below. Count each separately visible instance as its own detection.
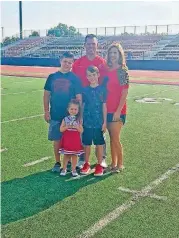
[86,65,99,74]
[60,51,74,60]
[68,99,81,121]
[85,34,98,43]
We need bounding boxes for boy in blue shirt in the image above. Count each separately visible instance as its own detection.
[81,66,107,176]
[43,52,82,172]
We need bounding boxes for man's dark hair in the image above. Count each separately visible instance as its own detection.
[85,34,98,43]
[60,51,74,59]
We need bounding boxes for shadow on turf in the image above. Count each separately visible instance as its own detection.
[1,168,112,225]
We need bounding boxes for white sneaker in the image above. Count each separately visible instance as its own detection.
[60,169,67,176]
[76,160,85,169]
[72,170,79,177]
[101,159,108,168]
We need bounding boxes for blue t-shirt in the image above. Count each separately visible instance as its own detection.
[44,71,82,121]
[83,85,107,129]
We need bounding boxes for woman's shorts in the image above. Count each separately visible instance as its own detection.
[107,113,126,125]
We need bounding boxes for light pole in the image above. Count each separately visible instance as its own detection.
[1,27,4,41]
[19,1,23,39]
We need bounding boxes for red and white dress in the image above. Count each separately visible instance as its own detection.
[59,116,84,155]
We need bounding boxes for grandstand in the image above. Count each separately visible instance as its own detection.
[1,25,179,60]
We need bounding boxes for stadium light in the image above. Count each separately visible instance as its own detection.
[19,1,23,39]
[1,27,4,41]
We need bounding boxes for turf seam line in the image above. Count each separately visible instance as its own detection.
[14,80,34,84]
[23,156,52,167]
[1,114,43,124]
[1,89,43,96]
[77,163,179,238]
[127,87,178,99]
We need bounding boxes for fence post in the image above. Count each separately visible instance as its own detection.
[114,27,116,36]
[167,25,169,35]
[145,25,147,34]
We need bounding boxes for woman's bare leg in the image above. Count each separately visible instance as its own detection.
[107,121,123,168]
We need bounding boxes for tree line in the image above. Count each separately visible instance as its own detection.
[1,23,80,47]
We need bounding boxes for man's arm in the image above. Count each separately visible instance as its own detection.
[43,90,51,123]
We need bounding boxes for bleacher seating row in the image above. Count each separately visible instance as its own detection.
[1,34,179,60]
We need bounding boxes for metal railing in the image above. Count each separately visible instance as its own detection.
[4,24,179,39]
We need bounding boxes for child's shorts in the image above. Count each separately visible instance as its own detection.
[107,113,126,125]
[48,120,62,141]
[82,128,105,146]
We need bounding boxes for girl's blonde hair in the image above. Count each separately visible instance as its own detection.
[106,43,126,67]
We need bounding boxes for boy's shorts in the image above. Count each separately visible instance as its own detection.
[48,120,62,141]
[107,113,126,125]
[82,128,105,146]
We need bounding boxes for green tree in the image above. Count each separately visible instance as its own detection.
[47,23,79,37]
[2,37,12,45]
[69,26,77,36]
[29,31,40,37]
[2,36,20,47]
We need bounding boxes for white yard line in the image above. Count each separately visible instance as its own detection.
[1,89,43,96]
[0,148,8,153]
[23,156,51,167]
[1,114,43,124]
[118,187,167,201]
[78,163,179,238]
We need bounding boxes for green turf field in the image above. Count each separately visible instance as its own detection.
[1,76,179,238]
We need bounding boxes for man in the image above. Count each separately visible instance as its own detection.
[43,52,82,172]
[72,34,107,168]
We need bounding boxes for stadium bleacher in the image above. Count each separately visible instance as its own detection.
[1,34,179,60]
[154,35,179,60]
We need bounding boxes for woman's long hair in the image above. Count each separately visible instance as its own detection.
[106,43,126,68]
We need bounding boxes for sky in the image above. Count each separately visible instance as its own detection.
[1,1,179,40]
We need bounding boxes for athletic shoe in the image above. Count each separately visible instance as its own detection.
[80,162,90,175]
[71,170,79,177]
[60,169,67,176]
[52,162,61,172]
[76,160,85,169]
[111,166,125,173]
[101,159,108,168]
[94,164,104,176]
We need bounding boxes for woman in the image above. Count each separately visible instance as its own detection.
[105,43,129,172]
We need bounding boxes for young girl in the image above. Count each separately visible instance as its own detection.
[59,99,84,177]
